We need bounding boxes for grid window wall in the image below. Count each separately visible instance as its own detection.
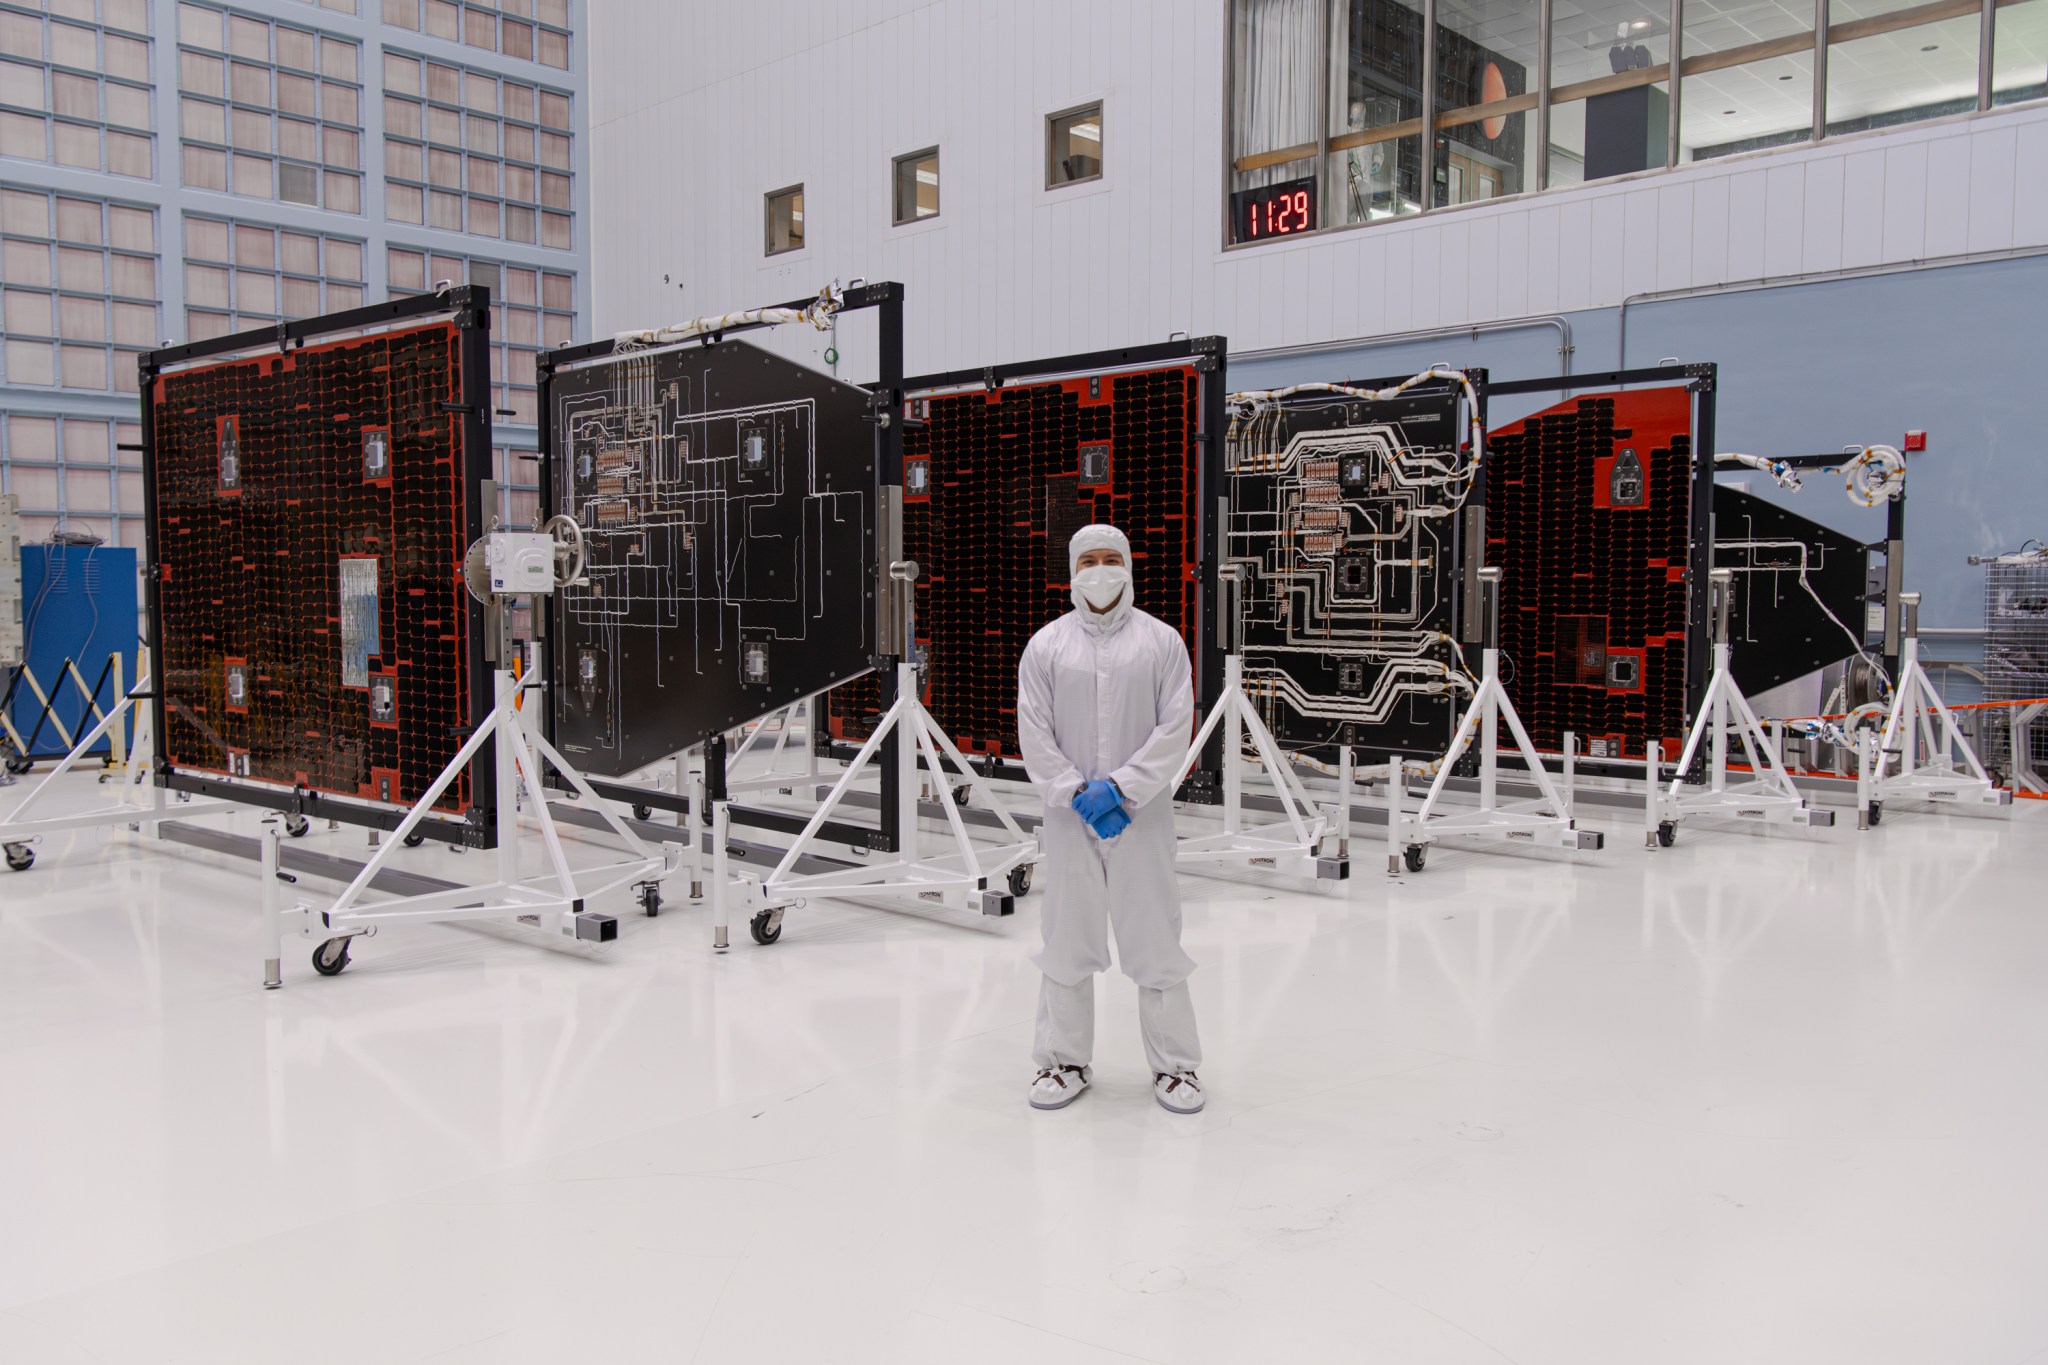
[175,2,364,213]
[382,50,572,247]
[0,0,153,178]
[1226,0,2048,247]
[381,0,570,70]
[0,413,144,548]
[0,188,157,394]
[181,214,365,342]
[386,245,571,427]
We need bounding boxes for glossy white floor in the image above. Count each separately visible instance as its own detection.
[1,774,2044,1365]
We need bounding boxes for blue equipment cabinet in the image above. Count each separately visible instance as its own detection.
[5,545,139,762]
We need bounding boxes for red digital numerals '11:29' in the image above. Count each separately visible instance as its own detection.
[1251,188,1309,238]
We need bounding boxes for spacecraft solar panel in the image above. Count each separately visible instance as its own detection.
[143,295,491,830]
[1224,382,1472,764]
[1712,484,1872,697]
[1484,386,1700,761]
[827,359,1212,760]
[542,338,877,777]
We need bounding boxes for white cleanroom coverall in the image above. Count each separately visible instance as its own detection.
[1017,596,1200,1076]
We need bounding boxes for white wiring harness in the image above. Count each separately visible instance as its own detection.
[1228,366,1486,465]
[612,283,843,350]
[1715,451,1803,490]
[1843,444,1905,507]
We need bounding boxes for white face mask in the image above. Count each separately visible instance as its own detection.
[1071,563,1132,626]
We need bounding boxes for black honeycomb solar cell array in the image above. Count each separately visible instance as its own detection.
[1485,390,1694,760]
[830,366,1201,757]
[150,322,476,813]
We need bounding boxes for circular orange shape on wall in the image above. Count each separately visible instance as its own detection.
[1481,61,1507,139]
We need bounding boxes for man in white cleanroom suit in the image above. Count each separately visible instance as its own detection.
[1017,524,1203,1114]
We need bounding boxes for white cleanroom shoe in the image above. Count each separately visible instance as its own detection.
[1154,1071,1204,1114]
[1029,1065,1091,1110]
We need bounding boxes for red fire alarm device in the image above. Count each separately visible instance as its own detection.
[1902,430,1927,452]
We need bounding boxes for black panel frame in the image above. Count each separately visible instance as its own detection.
[138,287,497,845]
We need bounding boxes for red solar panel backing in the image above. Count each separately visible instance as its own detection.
[147,319,481,815]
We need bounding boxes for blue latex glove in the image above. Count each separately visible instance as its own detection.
[1072,779,1122,823]
[1090,806,1132,841]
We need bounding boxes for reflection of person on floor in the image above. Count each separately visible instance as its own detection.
[1017,524,1203,1115]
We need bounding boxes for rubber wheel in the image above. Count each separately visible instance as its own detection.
[1403,844,1427,873]
[1007,863,1033,898]
[633,804,653,822]
[311,938,351,976]
[284,814,310,838]
[2,753,29,775]
[402,831,426,848]
[1657,821,1677,848]
[1867,802,1882,827]
[952,785,971,807]
[4,842,33,872]
[749,909,782,945]
[640,884,662,918]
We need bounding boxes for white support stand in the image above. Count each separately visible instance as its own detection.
[721,699,821,796]
[1173,653,1346,882]
[1865,591,2013,821]
[1648,569,1834,845]
[1396,566,1602,870]
[730,560,1035,942]
[0,649,238,873]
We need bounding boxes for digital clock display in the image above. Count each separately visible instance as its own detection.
[1233,175,1318,243]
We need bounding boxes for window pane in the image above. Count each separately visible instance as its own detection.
[60,343,107,389]
[324,171,359,213]
[1551,2,1671,187]
[6,339,56,385]
[502,19,531,60]
[114,139,157,186]
[233,223,272,268]
[1680,3,1815,163]
[329,238,362,280]
[427,104,461,145]
[385,0,420,29]
[426,62,459,104]
[538,90,569,129]
[232,152,272,198]
[52,71,96,119]
[282,275,320,316]
[466,113,499,154]
[537,28,566,68]
[503,162,533,200]
[324,125,359,168]
[279,161,318,204]
[65,419,110,462]
[277,71,317,116]
[59,294,104,340]
[0,111,47,160]
[324,82,359,125]
[387,247,424,290]
[180,50,224,97]
[49,22,95,69]
[386,138,423,179]
[503,81,533,121]
[1431,3,1535,208]
[185,216,228,260]
[429,146,460,186]
[465,72,498,113]
[386,182,423,223]
[276,26,315,71]
[181,96,224,142]
[1047,101,1103,188]
[110,253,153,296]
[326,282,361,309]
[503,122,534,161]
[892,148,938,224]
[320,38,356,83]
[279,116,317,160]
[0,60,43,110]
[109,206,153,251]
[466,153,498,192]
[537,130,568,168]
[1229,3,1315,225]
[1,193,51,241]
[231,62,269,105]
[1993,0,2048,105]
[385,53,420,95]
[764,187,802,254]
[280,230,318,274]
[1827,0,1980,134]
[503,203,534,242]
[57,245,101,290]
[52,120,97,168]
[186,262,230,307]
[426,0,459,40]
[233,106,272,152]
[183,142,228,189]
[186,309,232,340]
[385,96,422,139]
[540,272,569,308]
[429,189,462,229]
[236,268,275,315]
[539,169,569,209]
[467,195,499,236]
[465,8,494,48]
[55,197,100,243]
[103,34,147,81]
[229,15,268,62]
[105,0,148,32]
[504,266,536,303]
[4,290,54,336]
[3,239,51,284]
[106,82,151,129]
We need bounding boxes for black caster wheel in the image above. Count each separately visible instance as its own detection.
[1403,844,1427,873]
[1656,821,1677,848]
[749,909,783,945]
[952,784,971,807]
[402,830,426,848]
[284,814,310,838]
[639,883,662,917]
[1007,863,1033,897]
[633,804,653,822]
[1867,802,1882,827]
[4,842,33,872]
[311,938,352,976]
[3,754,29,776]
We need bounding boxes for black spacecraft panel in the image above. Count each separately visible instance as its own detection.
[1713,484,1871,696]
[542,338,877,777]
[1224,382,1473,764]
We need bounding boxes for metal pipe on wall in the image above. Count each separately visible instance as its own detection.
[1235,314,1575,376]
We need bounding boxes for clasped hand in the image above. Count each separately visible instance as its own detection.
[1072,780,1130,840]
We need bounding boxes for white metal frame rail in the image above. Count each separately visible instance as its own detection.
[1863,590,2013,824]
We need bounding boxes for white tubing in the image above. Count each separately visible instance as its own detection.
[613,284,842,349]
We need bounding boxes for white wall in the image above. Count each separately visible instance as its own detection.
[586,0,2048,381]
